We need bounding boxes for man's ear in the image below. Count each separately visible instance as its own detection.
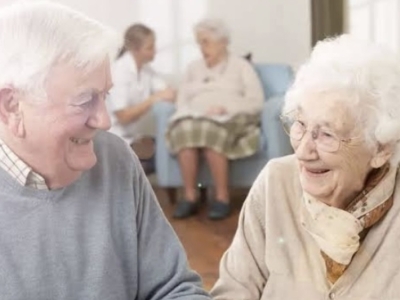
[0,87,24,138]
[370,143,394,168]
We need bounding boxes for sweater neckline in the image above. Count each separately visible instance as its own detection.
[0,165,77,201]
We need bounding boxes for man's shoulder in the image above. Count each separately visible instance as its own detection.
[93,131,138,170]
[94,130,128,149]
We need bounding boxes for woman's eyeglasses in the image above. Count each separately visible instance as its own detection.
[280,115,356,153]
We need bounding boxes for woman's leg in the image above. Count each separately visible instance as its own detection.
[204,148,230,220]
[177,148,200,202]
[204,148,229,202]
[173,147,200,218]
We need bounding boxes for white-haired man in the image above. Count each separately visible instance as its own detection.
[0,2,210,299]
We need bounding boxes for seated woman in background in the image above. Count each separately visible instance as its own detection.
[211,35,400,299]
[108,24,176,174]
[167,19,264,220]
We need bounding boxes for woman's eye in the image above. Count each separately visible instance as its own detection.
[297,120,306,127]
[321,131,333,138]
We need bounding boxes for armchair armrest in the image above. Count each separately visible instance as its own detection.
[261,96,293,159]
[152,101,175,146]
[152,102,177,185]
[152,101,175,119]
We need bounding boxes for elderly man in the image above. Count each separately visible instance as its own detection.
[0,2,210,300]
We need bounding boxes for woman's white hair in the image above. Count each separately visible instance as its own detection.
[194,18,230,43]
[284,34,400,166]
[0,1,118,96]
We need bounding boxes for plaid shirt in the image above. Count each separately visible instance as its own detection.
[0,139,48,190]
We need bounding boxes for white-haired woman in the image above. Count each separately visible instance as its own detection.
[0,2,210,299]
[211,35,400,299]
[108,24,176,174]
[167,19,264,220]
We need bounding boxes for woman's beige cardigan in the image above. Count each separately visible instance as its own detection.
[170,55,263,124]
[211,155,400,300]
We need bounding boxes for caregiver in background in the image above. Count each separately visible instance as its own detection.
[108,23,176,173]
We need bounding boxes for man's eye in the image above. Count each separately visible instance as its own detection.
[80,100,92,107]
[75,93,99,106]
[73,99,91,107]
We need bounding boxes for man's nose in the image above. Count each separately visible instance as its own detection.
[87,99,111,130]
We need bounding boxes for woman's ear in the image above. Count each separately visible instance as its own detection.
[370,143,394,168]
[0,87,24,137]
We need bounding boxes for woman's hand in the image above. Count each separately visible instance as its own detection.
[154,88,177,103]
[206,106,227,116]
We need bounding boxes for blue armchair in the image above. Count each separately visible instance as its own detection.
[152,63,294,200]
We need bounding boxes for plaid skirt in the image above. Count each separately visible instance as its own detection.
[166,114,261,159]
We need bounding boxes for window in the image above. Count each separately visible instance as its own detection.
[347,0,400,50]
[137,0,207,77]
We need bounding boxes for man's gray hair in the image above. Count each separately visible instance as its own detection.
[194,18,230,43]
[284,34,400,165]
[0,1,118,96]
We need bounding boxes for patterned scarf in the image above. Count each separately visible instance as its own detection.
[301,164,396,284]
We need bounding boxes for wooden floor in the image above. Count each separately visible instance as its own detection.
[154,187,248,291]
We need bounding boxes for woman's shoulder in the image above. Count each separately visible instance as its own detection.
[112,52,136,74]
[245,155,300,224]
[260,155,299,181]
[225,55,258,78]
[228,54,253,68]
[254,155,301,201]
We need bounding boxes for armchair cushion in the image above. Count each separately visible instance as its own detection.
[261,96,293,159]
[255,64,294,99]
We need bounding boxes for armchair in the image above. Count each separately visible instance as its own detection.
[152,63,294,201]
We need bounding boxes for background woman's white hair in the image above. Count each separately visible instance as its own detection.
[284,34,400,166]
[0,1,118,96]
[194,18,230,43]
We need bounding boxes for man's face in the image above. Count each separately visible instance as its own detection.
[18,59,112,187]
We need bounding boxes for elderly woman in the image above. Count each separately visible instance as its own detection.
[0,2,210,299]
[167,19,264,220]
[211,35,400,299]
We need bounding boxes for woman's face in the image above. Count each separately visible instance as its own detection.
[196,30,228,67]
[289,92,391,208]
[135,34,156,64]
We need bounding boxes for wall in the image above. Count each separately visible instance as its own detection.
[0,0,136,33]
[207,0,311,67]
[0,0,311,70]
